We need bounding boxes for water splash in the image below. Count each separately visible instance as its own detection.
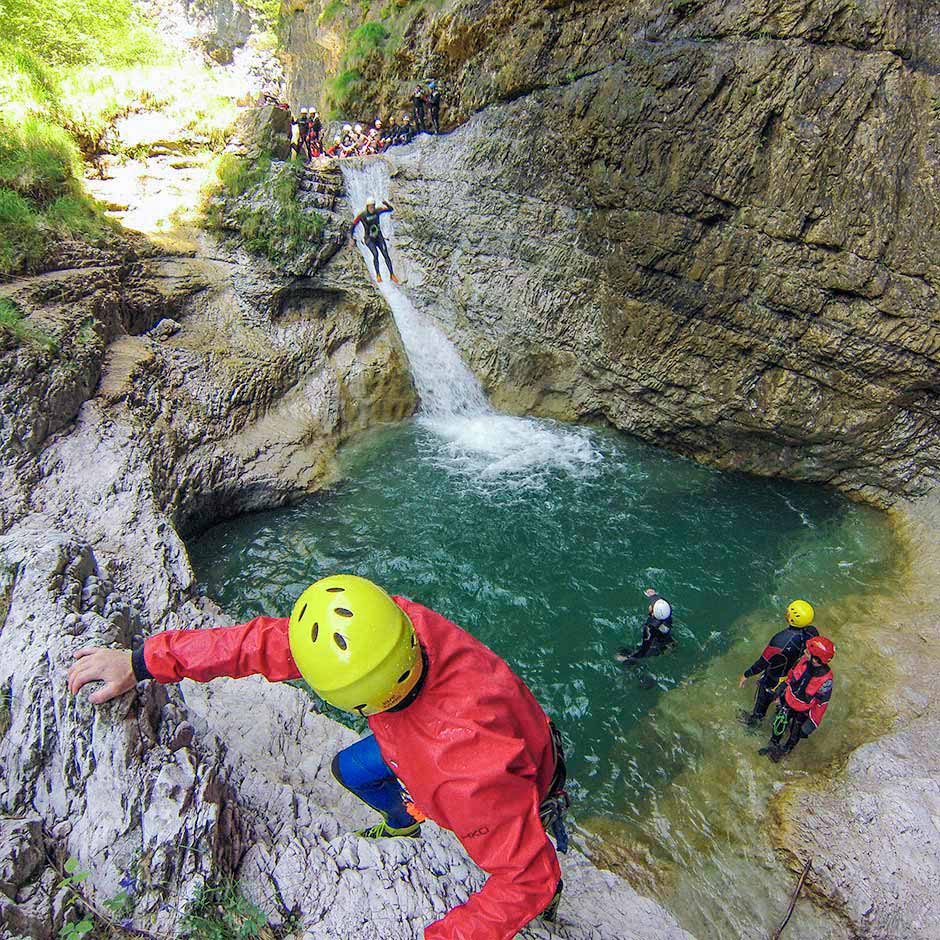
[340,159,598,482]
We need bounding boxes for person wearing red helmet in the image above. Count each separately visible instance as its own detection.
[66,575,569,940]
[759,635,835,762]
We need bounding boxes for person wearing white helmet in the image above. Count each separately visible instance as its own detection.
[615,587,676,663]
[350,196,399,284]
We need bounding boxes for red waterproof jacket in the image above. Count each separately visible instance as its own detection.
[783,657,833,730]
[140,597,561,940]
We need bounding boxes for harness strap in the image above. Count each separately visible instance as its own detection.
[539,722,571,854]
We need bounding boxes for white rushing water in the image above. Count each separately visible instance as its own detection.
[341,160,599,481]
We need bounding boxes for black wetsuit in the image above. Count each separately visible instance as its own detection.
[428,89,441,134]
[352,203,394,277]
[620,595,675,661]
[296,117,309,159]
[744,624,819,720]
[307,114,322,158]
[412,91,426,132]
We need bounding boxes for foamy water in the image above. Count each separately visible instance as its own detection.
[341,159,597,481]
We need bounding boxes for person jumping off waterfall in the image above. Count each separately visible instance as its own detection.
[738,599,819,727]
[351,197,399,284]
[67,574,571,940]
[758,635,835,762]
[615,587,675,663]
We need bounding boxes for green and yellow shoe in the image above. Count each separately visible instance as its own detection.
[355,820,422,840]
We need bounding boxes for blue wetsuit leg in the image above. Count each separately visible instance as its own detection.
[331,734,413,828]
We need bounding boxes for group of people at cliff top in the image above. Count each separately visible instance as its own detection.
[68,570,834,939]
[617,590,835,763]
[288,79,443,162]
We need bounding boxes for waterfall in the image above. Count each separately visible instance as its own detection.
[340,159,599,482]
[341,160,490,419]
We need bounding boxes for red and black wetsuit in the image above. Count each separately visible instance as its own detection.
[769,657,833,753]
[744,624,819,720]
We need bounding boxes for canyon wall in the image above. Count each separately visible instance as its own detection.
[285,0,940,505]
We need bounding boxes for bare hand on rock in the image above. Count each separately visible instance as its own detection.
[67,648,135,704]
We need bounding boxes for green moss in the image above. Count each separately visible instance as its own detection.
[322,1,437,115]
[318,0,346,25]
[348,21,390,57]
[202,153,327,264]
[0,297,58,353]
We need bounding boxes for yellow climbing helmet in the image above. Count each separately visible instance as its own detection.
[288,575,421,716]
[785,599,815,628]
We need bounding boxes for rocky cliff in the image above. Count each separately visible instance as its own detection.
[285,0,940,506]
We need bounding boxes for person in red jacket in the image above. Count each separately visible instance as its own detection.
[67,575,569,940]
[758,635,835,762]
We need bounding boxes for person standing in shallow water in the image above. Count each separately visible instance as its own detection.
[350,197,399,283]
[615,587,675,662]
[759,635,835,762]
[66,575,570,939]
[738,599,819,727]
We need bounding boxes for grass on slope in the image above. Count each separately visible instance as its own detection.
[0,0,243,278]
[202,151,327,263]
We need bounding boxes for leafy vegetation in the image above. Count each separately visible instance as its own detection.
[202,152,327,263]
[180,881,272,940]
[0,0,242,276]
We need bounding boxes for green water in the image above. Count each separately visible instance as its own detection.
[191,418,895,939]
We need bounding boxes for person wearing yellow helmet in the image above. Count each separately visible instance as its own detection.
[738,599,819,727]
[67,574,569,939]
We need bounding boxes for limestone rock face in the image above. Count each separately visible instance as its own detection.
[775,715,940,940]
[285,0,940,504]
[228,104,294,161]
